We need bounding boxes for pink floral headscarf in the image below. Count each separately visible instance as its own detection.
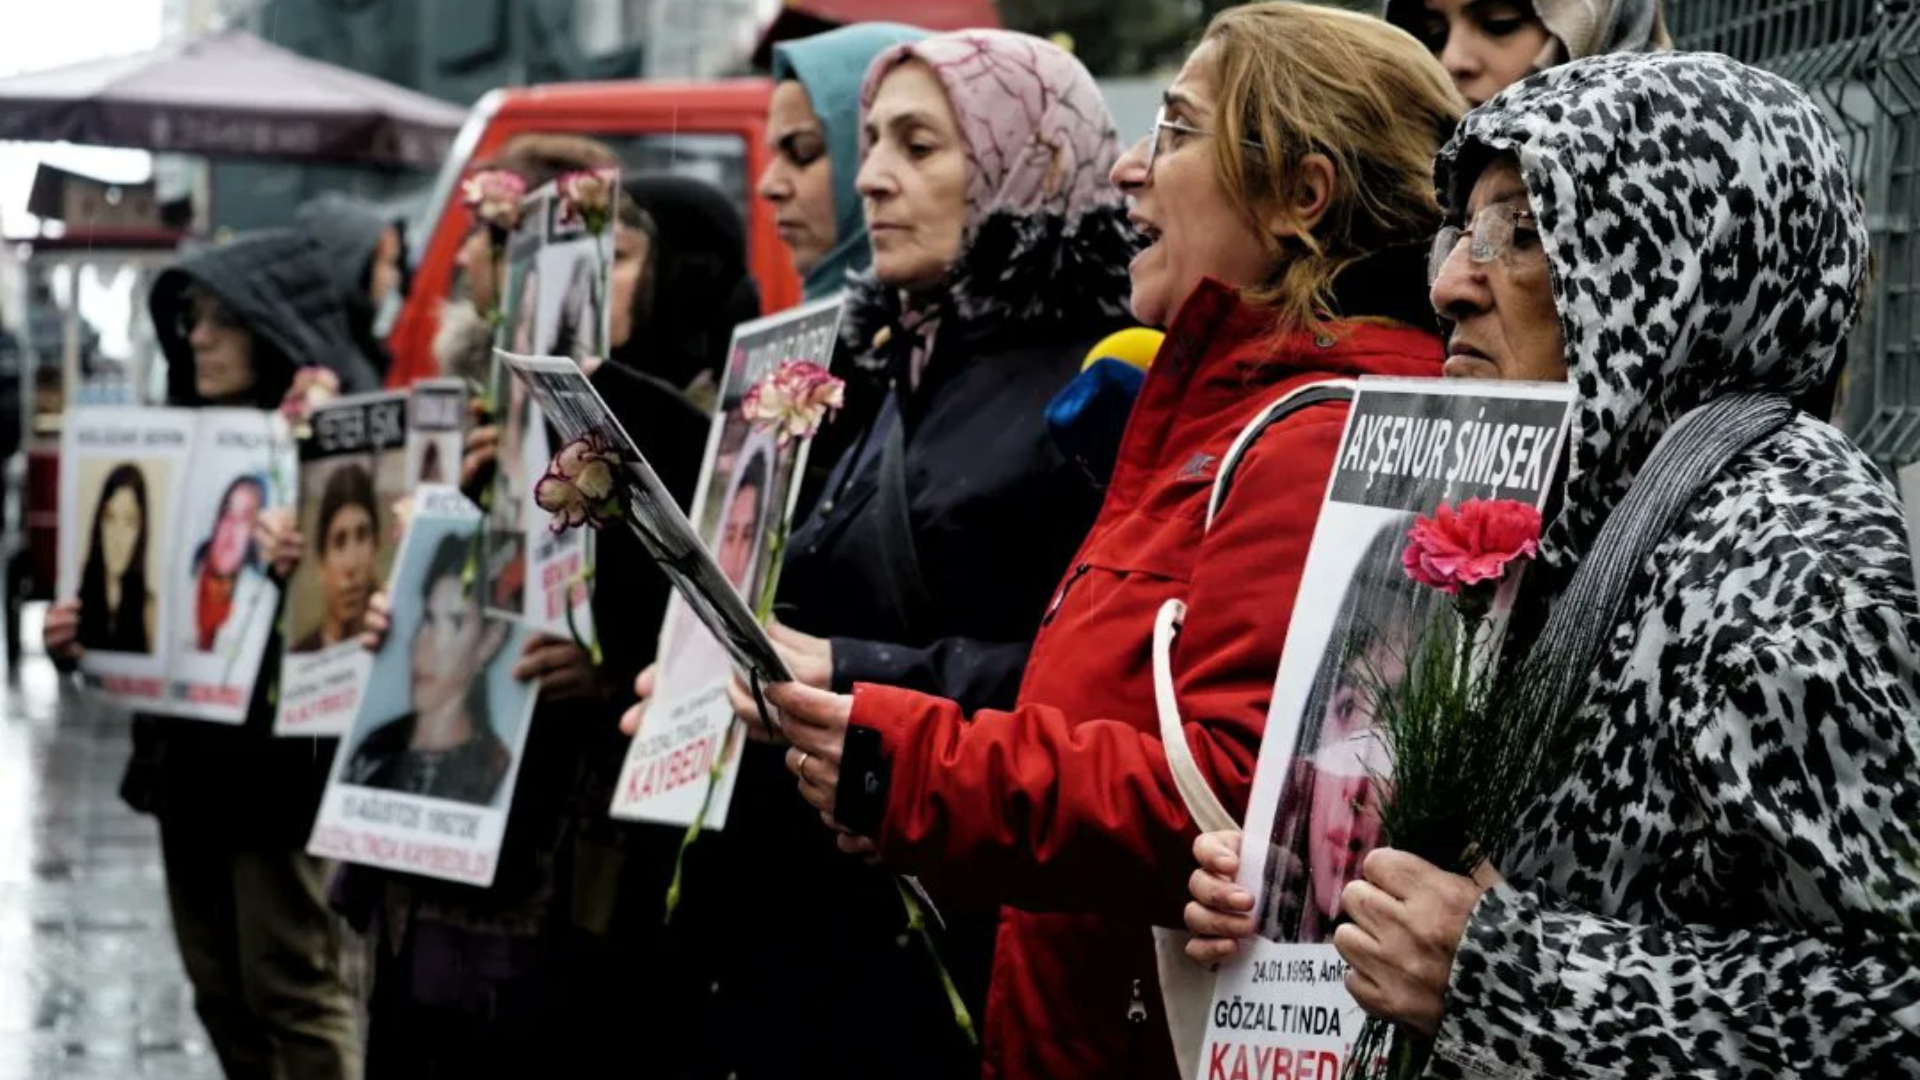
[859,29,1124,239]
[849,30,1136,386]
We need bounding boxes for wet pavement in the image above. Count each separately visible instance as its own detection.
[0,604,222,1080]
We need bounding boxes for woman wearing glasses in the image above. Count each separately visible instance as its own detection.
[763,6,1460,1077]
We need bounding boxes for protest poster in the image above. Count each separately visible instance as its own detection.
[275,391,409,735]
[1197,379,1574,1079]
[406,378,467,489]
[483,174,611,634]
[307,485,538,888]
[601,293,843,826]
[58,407,293,720]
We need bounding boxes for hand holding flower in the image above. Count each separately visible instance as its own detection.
[1335,850,1503,1039]
[254,507,305,583]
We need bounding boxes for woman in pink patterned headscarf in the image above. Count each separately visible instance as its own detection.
[656,27,1137,1080]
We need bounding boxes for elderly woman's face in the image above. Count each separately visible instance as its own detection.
[858,60,969,292]
[760,80,839,277]
[1414,0,1552,107]
[1108,40,1278,329]
[1430,158,1568,382]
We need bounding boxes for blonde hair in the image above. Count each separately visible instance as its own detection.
[1203,2,1465,333]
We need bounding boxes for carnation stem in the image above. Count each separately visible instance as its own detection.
[896,879,979,1047]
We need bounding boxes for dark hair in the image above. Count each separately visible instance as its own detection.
[1260,514,1433,940]
[77,463,151,652]
[731,443,771,524]
[191,474,266,575]
[419,439,445,483]
[415,533,498,737]
[316,463,379,555]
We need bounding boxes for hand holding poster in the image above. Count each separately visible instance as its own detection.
[308,485,538,887]
[275,391,410,735]
[1197,378,1574,1080]
[59,406,294,722]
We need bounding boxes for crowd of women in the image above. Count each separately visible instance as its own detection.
[34,0,1920,1077]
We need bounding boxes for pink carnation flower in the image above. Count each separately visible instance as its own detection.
[279,366,340,434]
[1402,498,1542,595]
[740,360,846,447]
[461,169,527,233]
[534,433,621,531]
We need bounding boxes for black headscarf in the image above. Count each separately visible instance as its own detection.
[614,174,761,391]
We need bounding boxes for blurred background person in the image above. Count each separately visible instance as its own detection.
[1382,0,1669,106]
[298,192,407,380]
[45,228,371,1080]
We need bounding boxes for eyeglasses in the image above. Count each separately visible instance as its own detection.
[1428,201,1542,285]
[1143,105,1262,175]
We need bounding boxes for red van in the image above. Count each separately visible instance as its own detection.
[386,78,799,385]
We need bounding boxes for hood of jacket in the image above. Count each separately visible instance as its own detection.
[617,173,761,391]
[296,192,394,376]
[1435,51,1869,578]
[151,229,382,407]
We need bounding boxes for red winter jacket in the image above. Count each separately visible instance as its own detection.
[845,279,1443,1080]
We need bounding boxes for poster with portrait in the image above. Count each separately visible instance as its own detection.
[275,391,410,735]
[307,485,538,888]
[484,175,612,635]
[406,378,467,489]
[1196,379,1574,1079]
[58,407,294,720]
[608,294,843,827]
[58,408,197,708]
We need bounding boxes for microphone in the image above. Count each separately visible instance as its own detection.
[1046,327,1165,488]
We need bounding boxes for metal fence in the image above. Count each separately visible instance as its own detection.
[1668,0,1920,470]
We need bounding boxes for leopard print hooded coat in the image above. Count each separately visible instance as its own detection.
[1425,52,1920,1078]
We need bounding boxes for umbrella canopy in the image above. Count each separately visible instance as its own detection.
[0,29,467,171]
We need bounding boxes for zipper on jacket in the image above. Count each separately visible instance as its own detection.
[1126,978,1149,1024]
[1041,563,1092,626]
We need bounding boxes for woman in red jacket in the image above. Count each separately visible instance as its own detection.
[766,4,1462,1078]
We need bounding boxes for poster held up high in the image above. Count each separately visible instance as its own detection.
[275,391,409,735]
[308,485,538,887]
[1196,378,1573,1080]
[484,174,610,636]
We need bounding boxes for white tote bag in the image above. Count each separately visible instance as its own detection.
[1149,380,1354,1080]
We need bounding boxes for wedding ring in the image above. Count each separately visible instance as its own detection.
[796,750,811,780]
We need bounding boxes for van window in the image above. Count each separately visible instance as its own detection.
[601,133,751,218]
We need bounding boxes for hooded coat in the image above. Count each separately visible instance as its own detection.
[150,228,382,400]
[1426,53,1920,1078]
[296,192,396,379]
[122,230,369,846]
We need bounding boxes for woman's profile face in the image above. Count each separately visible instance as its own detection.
[1430,157,1568,383]
[1413,0,1552,107]
[101,485,143,579]
[857,60,969,292]
[411,574,487,712]
[760,79,839,277]
[209,483,261,577]
[1107,40,1277,329]
[608,220,651,350]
